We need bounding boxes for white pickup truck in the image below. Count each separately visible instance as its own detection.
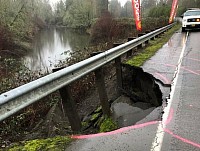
[182,9,200,32]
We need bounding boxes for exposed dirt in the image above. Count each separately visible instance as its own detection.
[122,64,163,107]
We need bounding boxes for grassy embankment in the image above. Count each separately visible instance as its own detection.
[126,23,181,66]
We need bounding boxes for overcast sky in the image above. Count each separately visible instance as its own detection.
[118,0,129,6]
[49,0,130,7]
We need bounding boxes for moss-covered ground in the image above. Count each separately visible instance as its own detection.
[99,117,118,133]
[5,136,73,151]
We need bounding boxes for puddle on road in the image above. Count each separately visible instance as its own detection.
[111,97,159,127]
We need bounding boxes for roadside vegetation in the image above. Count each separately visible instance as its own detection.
[0,0,53,55]
[126,24,181,67]
[7,136,73,151]
[99,117,118,133]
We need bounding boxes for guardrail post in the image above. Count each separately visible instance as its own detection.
[145,31,150,45]
[53,68,81,132]
[138,33,145,48]
[91,52,110,117]
[150,30,155,40]
[115,57,123,94]
[155,28,160,38]
[113,43,123,95]
[127,37,136,58]
[94,68,111,116]
[138,33,145,37]
[59,86,82,131]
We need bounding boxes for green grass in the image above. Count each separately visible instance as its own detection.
[126,24,181,67]
[99,117,118,133]
[7,136,73,151]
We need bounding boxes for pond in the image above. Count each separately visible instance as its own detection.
[24,27,90,72]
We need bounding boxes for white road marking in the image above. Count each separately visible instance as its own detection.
[151,31,189,151]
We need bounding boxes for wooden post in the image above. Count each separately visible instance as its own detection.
[150,30,155,40]
[127,37,136,58]
[115,57,123,94]
[94,68,110,116]
[113,43,123,95]
[91,52,110,117]
[59,86,82,131]
[137,33,145,49]
[53,68,81,132]
[145,31,150,45]
[138,33,145,37]
[155,28,160,38]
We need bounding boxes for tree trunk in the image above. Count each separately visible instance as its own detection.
[97,0,108,17]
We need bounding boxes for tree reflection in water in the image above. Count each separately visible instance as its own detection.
[24,28,90,72]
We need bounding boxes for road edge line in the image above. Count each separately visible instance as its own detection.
[150,31,189,151]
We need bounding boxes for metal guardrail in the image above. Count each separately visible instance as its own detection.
[0,23,175,123]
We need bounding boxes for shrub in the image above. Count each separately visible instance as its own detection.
[90,11,114,43]
[148,5,171,18]
[0,24,13,51]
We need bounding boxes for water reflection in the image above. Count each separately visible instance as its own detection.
[24,28,90,71]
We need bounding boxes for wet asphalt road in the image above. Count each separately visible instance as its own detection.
[66,29,200,151]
